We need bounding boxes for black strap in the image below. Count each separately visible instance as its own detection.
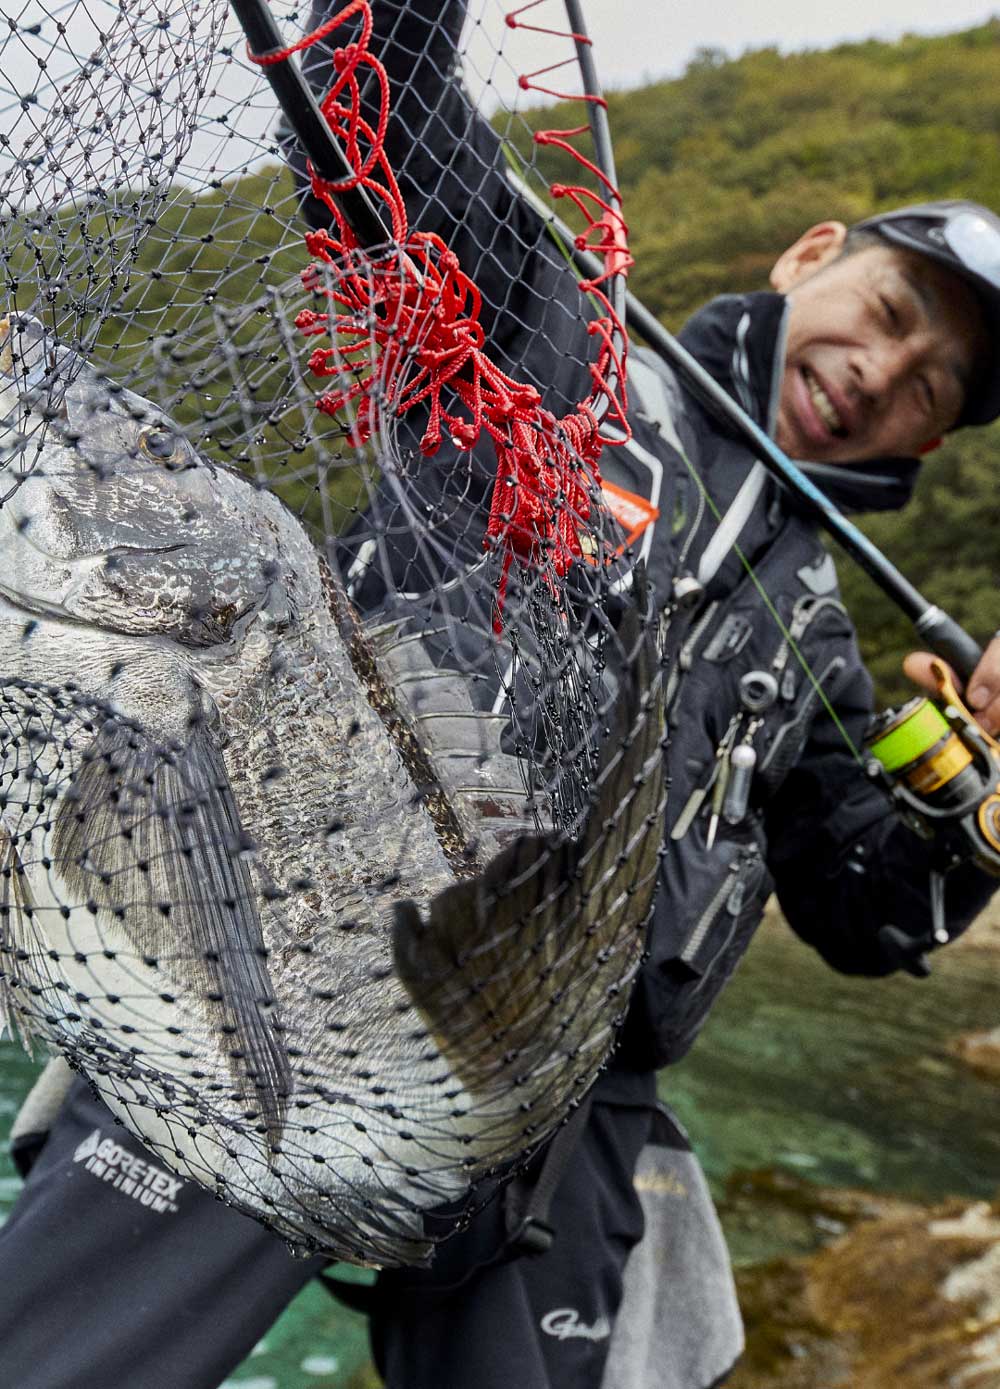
[502,1095,594,1257]
[317,1097,595,1313]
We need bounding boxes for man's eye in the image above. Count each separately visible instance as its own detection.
[879,295,900,329]
[917,377,935,414]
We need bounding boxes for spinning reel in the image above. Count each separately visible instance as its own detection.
[865,659,1000,971]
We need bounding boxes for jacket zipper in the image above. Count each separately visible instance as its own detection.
[681,841,764,969]
[768,593,847,687]
[664,599,721,709]
[680,854,745,965]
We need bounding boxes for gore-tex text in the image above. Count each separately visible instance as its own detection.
[73,1129,184,1213]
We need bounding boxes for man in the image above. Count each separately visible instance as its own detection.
[2,3,1000,1388]
[287,9,1000,1387]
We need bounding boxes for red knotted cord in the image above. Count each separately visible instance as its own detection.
[247,0,633,631]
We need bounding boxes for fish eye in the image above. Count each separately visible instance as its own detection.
[138,427,185,464]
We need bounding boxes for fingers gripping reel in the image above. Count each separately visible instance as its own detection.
[864,661,1000,972]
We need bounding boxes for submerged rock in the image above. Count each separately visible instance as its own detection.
[723,1170,1000,1388]
[952,1027,1000,1083]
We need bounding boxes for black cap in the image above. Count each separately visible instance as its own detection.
[852,200,1000,427]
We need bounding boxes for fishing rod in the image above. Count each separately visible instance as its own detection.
[228,0,391,250]
[229,2,982,678]
[524,195,1000,930]
[229,1,1000,928]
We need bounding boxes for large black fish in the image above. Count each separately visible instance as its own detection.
[0,314,664,1263]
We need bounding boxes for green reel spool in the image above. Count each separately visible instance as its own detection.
[868,698,952,773]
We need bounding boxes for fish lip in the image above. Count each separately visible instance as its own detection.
[0,537,191,620]
[95,541,191,578]
[3,509,190,568]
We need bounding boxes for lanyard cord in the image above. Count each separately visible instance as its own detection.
[694,461,766,589]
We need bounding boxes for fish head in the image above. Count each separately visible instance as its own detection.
[0,314,308,646]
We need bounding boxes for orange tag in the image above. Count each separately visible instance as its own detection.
[600,480,659,553]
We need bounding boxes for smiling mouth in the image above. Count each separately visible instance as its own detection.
[803,367,848,438]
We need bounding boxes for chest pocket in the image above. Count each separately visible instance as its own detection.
[751,592,855,794]
[637,571,857,1068]
[643,819,772,1064]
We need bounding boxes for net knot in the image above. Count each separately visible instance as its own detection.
[294,308,324,334]
[333,42,360,71]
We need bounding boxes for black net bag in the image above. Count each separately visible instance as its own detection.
[0,0,665,1264]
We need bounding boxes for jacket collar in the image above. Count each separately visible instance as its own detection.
[677,291,920,514]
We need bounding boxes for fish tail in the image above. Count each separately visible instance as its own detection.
[391,577,665,1139]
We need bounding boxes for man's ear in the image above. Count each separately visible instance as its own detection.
[770,222,848,292]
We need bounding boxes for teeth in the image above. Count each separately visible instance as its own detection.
[804,368,843,434]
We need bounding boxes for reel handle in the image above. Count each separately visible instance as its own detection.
[915,608,984,686]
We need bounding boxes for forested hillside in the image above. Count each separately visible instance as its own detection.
[606,21,1000,702]
[516,19,1000,700]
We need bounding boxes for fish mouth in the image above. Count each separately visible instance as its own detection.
[0,531,190,626]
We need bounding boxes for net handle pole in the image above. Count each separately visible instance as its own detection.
[228,0,391,250]
[561,0,628,427]
[522,190,983,680]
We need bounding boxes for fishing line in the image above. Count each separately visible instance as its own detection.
[671,440,865,764]
[524,198,986,682]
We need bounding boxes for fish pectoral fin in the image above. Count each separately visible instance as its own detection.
[50,701,291,1138]
[0,824,41,1054]
[392,592,665,1106]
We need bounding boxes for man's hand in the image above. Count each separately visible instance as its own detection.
[903,634,1000,736]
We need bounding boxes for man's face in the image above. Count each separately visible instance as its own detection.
[771,226,988,463]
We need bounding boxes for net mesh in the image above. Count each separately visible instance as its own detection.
[0,0,666,1264]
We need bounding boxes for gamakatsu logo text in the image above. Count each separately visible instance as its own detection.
[73,1129,184,1214]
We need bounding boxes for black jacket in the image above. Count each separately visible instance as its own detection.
[295,0,997,1073]
[613,291,994,1069]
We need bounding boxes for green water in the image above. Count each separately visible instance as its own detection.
[2,916,998,1385]
[667,917,1000,1266]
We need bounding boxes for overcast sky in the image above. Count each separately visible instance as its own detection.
[462,2,999,117]
[581,2,999,91]
[4,0,997,194]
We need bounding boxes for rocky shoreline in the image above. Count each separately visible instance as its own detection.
[718,900,1000,1387]
[949,902,1000,1082]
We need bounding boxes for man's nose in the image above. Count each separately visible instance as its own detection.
[850,340,919,401]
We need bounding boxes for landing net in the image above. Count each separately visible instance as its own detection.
[0,0,665,1263]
